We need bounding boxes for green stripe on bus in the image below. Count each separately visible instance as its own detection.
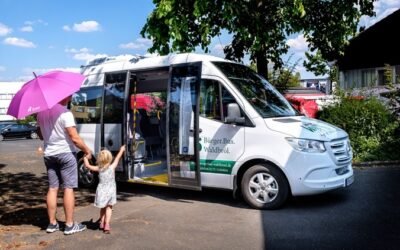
[190,159,235,174]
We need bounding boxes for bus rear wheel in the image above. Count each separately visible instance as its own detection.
[241,164,289,210]
[78,158,98,188]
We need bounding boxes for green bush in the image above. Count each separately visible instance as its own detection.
[318,97,400,162]
[17,115,36,125]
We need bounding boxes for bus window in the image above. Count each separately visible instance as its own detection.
[199,79,240,122]
[200,79,221,120]
[71,86,102,124]
[103,73,126,124]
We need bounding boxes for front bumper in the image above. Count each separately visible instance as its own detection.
[303,165,353,189]
[289,162,354,196]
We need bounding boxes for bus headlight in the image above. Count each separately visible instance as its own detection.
[286,138,326,153]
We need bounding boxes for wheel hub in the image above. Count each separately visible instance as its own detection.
[249,173,278,203]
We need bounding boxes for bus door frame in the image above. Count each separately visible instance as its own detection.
[166,62,202,190]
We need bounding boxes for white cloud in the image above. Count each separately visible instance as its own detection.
[73,52,108,61]
[20,19,48,32]
[64,21,101,32]
[21,26,33,32]
[360,1,400,28]
[19,67,81,81]
[381,0,400,7]
[25,67,81,75]
[361,7,399,27]
[0,23,12,36]
[25,19,48,26]
[65,47,107,62]
[373,7,398,24]
[3,37,36,48]
[63,25,71,31]
[0,66,5,72]
[65,47,90,54]
[287,34,308,52]
[73,21,100,32]
[119,38,152,50]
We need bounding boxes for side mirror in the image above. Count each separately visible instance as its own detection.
[225,103,245,125]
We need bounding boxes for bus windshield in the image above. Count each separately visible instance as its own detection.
[212,62,297,118]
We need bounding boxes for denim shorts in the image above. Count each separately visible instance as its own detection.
[44,152,78,189]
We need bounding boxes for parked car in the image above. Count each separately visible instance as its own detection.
[0,123,39,141]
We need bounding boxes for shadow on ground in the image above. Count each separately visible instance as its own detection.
[117,182,251,209]
[0,172,94,228]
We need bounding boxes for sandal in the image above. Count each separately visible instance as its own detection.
[103,224,111,234]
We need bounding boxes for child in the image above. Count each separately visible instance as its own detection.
[83,145,126,234]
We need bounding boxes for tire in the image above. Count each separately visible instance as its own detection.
[30,131,38,139]
[78,158,98,188]
[241,164,289,210]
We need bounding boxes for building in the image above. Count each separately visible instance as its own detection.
[299,78,330,93]
[337,9,400,89]
[0,82,24,121]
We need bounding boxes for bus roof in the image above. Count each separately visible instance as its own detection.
[80,53,230,76]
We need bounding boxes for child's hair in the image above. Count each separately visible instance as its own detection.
[97,149,113,169]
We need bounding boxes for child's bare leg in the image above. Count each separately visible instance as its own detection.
[105,205,113,226]
[99,207,106,226]
[103,205,113,233]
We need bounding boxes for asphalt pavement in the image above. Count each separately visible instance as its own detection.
[1,139,400,250]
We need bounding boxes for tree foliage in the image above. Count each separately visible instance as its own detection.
[141,0,375,79]
[269,55,302,90]
[318,96,400,162]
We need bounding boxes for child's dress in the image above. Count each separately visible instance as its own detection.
[94,166,117,208]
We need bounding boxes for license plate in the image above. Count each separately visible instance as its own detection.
[345,175,354,186]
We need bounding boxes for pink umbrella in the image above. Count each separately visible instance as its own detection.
[7,70,85,119]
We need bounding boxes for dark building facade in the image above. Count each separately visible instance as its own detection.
[337,9,400,89]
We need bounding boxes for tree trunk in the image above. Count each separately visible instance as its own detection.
[256,50,269,80]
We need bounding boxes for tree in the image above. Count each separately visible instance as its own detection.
[269,55,302,91]
[297,1,375,76]
[141,0,375,80]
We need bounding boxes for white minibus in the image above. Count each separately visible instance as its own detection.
[72,53,354,209]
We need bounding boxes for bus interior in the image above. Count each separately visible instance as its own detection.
[127,68,169,185]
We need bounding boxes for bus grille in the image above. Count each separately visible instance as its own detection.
[329,138,352,165]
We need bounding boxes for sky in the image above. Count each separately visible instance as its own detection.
[0,0,399,82]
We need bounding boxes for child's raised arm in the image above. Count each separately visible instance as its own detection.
[83,156,100,172]
[111,145,126,170]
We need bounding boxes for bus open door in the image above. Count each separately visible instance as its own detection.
[167,62,202,190]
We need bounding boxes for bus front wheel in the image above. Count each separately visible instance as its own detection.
[78,158,98,188]
[241,164,289,210]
